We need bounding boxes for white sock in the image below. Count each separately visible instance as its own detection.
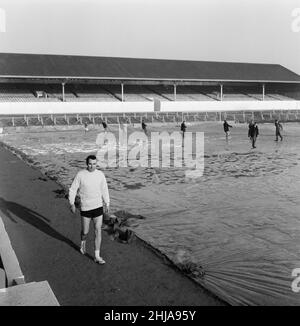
[95,250,100,259]
[80,241,86,249]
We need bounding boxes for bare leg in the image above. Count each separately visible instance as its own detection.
[93,215,105,264]
[93,215,103,253]
[80,216,91,254]
[81,216,91,235]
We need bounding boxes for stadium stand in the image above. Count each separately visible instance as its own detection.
[72,84,118,102]
[223,86,254,101]
[146,85,174,101]
[187,86,219,101]
[115,85,154,102]
[0,54,299,126]
[0,84,36,102]
[0,82,298,103]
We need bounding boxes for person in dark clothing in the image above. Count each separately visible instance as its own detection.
[248,121,259,148]
[84,122,89,133]
[223,120,232,139]
[274,119,283,141]
[142,120,147,135]
[102,121,108,132]
[180,120,187,138]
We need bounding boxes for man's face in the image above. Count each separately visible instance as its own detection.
[87,159,97,172]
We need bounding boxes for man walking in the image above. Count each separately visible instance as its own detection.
[274,119,283,141]
[248,121,259,148]
[223,119,232,139]
[69,155,110,264]
[102,121,108,132]
[84,122,89,134]
[180,120,187,138]
[142,119,148,135]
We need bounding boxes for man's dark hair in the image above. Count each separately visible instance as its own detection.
[86,155,97,165]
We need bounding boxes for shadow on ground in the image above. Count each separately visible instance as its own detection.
[0,197,79,252]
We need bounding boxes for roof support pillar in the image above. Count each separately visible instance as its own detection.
[262,84,265,101]
[121,83,124,102]
[220,84,223,101]
[174,83,177,101]
[62,82,65,102]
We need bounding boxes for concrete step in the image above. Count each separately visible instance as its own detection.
[0,268,6,288]
[0,216,25,286]
[0,281,59,306]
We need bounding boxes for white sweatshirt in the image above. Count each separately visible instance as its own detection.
[69,169,110,211]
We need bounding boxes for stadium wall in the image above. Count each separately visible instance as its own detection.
[0,100,300,115]
[0,102,153,115]
[159,100,300,112]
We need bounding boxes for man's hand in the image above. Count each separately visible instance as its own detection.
[104,204,110,215]
[70,204,76,214]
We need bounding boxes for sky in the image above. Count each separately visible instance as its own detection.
[0,0,300,74]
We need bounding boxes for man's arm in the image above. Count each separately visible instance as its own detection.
[69,173,80,214]
[101,175,110,213]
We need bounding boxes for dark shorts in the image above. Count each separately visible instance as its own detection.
[80,207,103,218]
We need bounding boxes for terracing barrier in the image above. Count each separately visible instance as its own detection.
[1,110,300,130]
[0,101,300,131]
